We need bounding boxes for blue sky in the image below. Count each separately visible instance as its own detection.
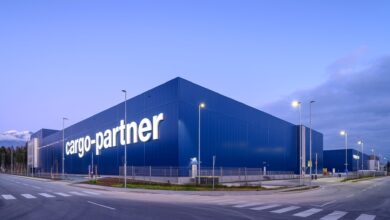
[1,1,389,157]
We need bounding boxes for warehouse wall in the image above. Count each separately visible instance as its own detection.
[33,77,323,176]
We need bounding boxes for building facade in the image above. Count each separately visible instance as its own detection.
[28,77,323,176]
[323,149,370,173]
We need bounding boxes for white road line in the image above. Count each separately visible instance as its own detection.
[346,194,355,198]
[21,194,37,199]
[87,201,116,210]
[209,199,232,203]
[55,193,71,197]
[217,200,245,205]
[38,193,55,198]
[31,186,41,189]
[1,194,16,200]
[320,200,337,207]
[82,191,100,195]
[69,191,87,196]
[250,204,281,211]
[233,202,264,208]
[355,214,376,220]
[293,208,323,217]
[271,206,300,214]
[320,211,347,220]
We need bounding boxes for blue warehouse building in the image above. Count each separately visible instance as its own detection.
[323,149,370,173]
[27,77,323,177]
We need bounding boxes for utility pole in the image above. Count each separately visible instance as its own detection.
[122,90,128,188]
[62,117,68,180]
[11,149,13,174]
[309,101,315,180]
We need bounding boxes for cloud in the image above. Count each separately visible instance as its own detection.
[0,130,32,147]
[262,55,390,160]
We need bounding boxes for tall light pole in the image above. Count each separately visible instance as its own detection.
[358,140,364,170]
[371,148,376,171]
[62,117,68,180]
[340,130,348,173]
[122,89,127,188]
[309,101,315,178]
[291,100,302,185]
[198,102,206,184]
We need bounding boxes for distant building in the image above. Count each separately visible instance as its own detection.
[367,155,380,171]
[324,149,370,173]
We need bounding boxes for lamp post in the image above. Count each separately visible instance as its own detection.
[291,100,302,185]
[198,102,206,184]
[309,101,315,179]
[62,117,68,180]
[358,140,364,170]
[371,148,375,171]
[340,130,348,173]
[122,90,127,188]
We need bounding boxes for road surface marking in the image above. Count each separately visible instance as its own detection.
[55,193,71,197]
[293,208,323,217]
[320,200,336,207]
[69,191,87,196]
[210,199,233,203]
[233,202,264,208]
[320,211,347,220]
[31,186,41,189]
[355,214,376,220]
[87,201,116,210]
[38,193,55,198]
[2,194,16,200]
[217,200,246,205]
[250,204,281,211]
[346,194,355,198]
[271,206,300,214]
[21,194,37,199]
[82,191,100,195]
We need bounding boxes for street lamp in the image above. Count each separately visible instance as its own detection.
[340,130,348,173]
[122,89,127,188]
[291,100,302,185]
[358,140,364,170]
[371,148,375,171]
[309,101,315,179]
[62,117,68,180]
[198,102,206,184]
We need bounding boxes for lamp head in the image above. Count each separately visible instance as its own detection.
[291,100,301,108]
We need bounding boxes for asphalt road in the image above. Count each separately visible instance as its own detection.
[1,174,389,220]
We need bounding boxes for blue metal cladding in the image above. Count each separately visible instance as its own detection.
[303,127,324,174]
[38,79,179,175]
[34,77,323,175]
[323,149,369,172]
[178,79,302,172]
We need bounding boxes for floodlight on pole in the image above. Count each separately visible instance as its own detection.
[358,140,364,170]
[291,100,303,185]
[62,117,69,180]
[198,102,205,185]
[122,89,127,188]
[340,130,348,173]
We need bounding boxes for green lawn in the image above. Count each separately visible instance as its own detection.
[86,178,268,191]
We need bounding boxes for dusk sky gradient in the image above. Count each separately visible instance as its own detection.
[1,1,389,157]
